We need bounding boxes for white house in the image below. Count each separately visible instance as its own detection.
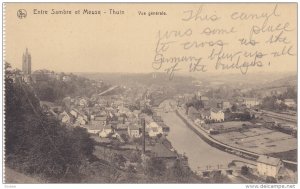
[146,122,163,137]
[284,99,296,108]
[222,101,231,110]
[90,114,95,120]
[244,98,260,108]
[76,116,86,125]
[257,155,283,178]
[70,109,78,118]
[99,125,113,138]
[59,111,71,124]
[194,118,205,126]
[82,114,88,122]
[62,75,71,82]
[81,124,102,134]
[127,124,141,138]
[199,110,210,120]
[210,109,224,122]
[94,116,107,126]
[79,98,88,107]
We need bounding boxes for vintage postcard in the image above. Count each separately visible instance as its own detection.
[3,2,298,185]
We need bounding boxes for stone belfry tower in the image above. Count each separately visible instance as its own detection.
[22,48,31,75]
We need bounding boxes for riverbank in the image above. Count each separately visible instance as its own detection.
[159,111,248,173]
[175,108,259,161]
[174,107,297,171]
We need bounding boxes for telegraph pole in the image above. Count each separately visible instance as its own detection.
[141,118,146,154]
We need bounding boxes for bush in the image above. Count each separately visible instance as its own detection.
[266,176,277,183]
[5,63,95,182]
[241,166,249,175]
[146,157,166,177]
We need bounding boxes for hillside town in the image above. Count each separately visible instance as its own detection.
[5,49,297,183]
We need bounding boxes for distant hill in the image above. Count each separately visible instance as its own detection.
[31,70,111,102]
[76,72,194,85]
[198,72,295,85]
[77,71,297,90]
[259,75,297,89]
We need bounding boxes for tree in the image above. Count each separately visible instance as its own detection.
[146,157,166,177]
[125,165,137,182]
[71,127,95,157]
[228,161,236,168]
[225,108,231,113]
[274,102,288,111]
[156,133,163,139]
[120,133,129,143]
[231,104,237,112]
[185,96,204,111]
[282,86,297,102]
[210,171,230,183]
[240,111,251,121]
[241,166,249,175]
[5,63,96,182]
[266,176,277,183]
[129,151,142,163]
[261,96,276,110]
[112,154,127,168]
[170,159,191,182]
[141,107,153,116]
[32,69,108,102]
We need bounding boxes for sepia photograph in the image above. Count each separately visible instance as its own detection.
[2,2,298,186]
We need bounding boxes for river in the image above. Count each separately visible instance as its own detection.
[158,100,247,172]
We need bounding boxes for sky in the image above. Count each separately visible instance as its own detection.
[5,3,297,74]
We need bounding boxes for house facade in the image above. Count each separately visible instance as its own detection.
[257,155,283,178]
[222,101,231,110]
[99,125,113,138]
[284,99,296,108]
[59,111,71,124]
[244,98,260,108]
[127,125,141,138]
[70,109,78,117]
[210,109,225,122]
[147,122,163,137]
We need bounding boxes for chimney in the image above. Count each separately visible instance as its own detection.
[141,118,146,154]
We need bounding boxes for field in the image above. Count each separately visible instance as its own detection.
[212,127,297,155]
[209,121,251,130]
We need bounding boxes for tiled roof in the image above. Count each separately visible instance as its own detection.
[211,108,223,113]
[94,116,107,121]
[82,124,105,131]
[128,124,140,130]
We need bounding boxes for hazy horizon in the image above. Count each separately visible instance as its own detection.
[6,63,298,75]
